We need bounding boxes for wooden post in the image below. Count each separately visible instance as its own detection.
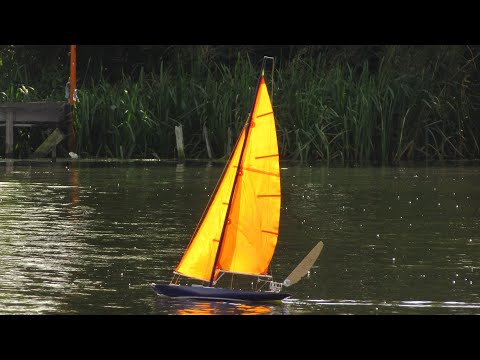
[174,125,185,163]
[5,111,14,158]
[203,123,212,159]
[5,160,13,174]
[69,45,77,153]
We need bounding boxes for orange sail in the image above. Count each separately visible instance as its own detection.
[175,74,280,282]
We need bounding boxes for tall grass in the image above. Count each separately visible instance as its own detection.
[275,45,480,164]
[73,54,257,159]
[1,45,479,163]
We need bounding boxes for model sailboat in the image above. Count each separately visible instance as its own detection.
[152,56,323,302]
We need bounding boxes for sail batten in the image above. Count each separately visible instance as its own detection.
[175,70,280,282]
[255,154,279,159]
[238,166,280,177]
[261,230,279,235]
[257,111,274,117]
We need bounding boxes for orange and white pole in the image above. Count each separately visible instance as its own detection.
[69,45,77,152]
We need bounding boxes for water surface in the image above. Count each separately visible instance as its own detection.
[1,160,479,314]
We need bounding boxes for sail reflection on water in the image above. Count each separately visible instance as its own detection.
[175,300,273,315]
[153,296,282,315]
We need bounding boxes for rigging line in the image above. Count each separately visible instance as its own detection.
[208,56,271,287]
[263,56,275,106]
[271,57,275,106]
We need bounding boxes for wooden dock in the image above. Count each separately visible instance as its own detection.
[0,102,70,158]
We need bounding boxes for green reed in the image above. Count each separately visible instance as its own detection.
[274,45,480,164]
[72,54,257,159]
[2,45,479,163]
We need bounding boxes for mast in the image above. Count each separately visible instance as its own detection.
[208,56,270,287]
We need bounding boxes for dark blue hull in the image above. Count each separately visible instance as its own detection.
[152,284,291,302]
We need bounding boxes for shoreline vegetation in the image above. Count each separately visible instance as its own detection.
[1,45,479,165]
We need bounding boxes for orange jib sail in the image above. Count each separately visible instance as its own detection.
[175,75,280,282]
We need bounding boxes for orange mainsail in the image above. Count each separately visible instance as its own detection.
[175,74,280,282]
